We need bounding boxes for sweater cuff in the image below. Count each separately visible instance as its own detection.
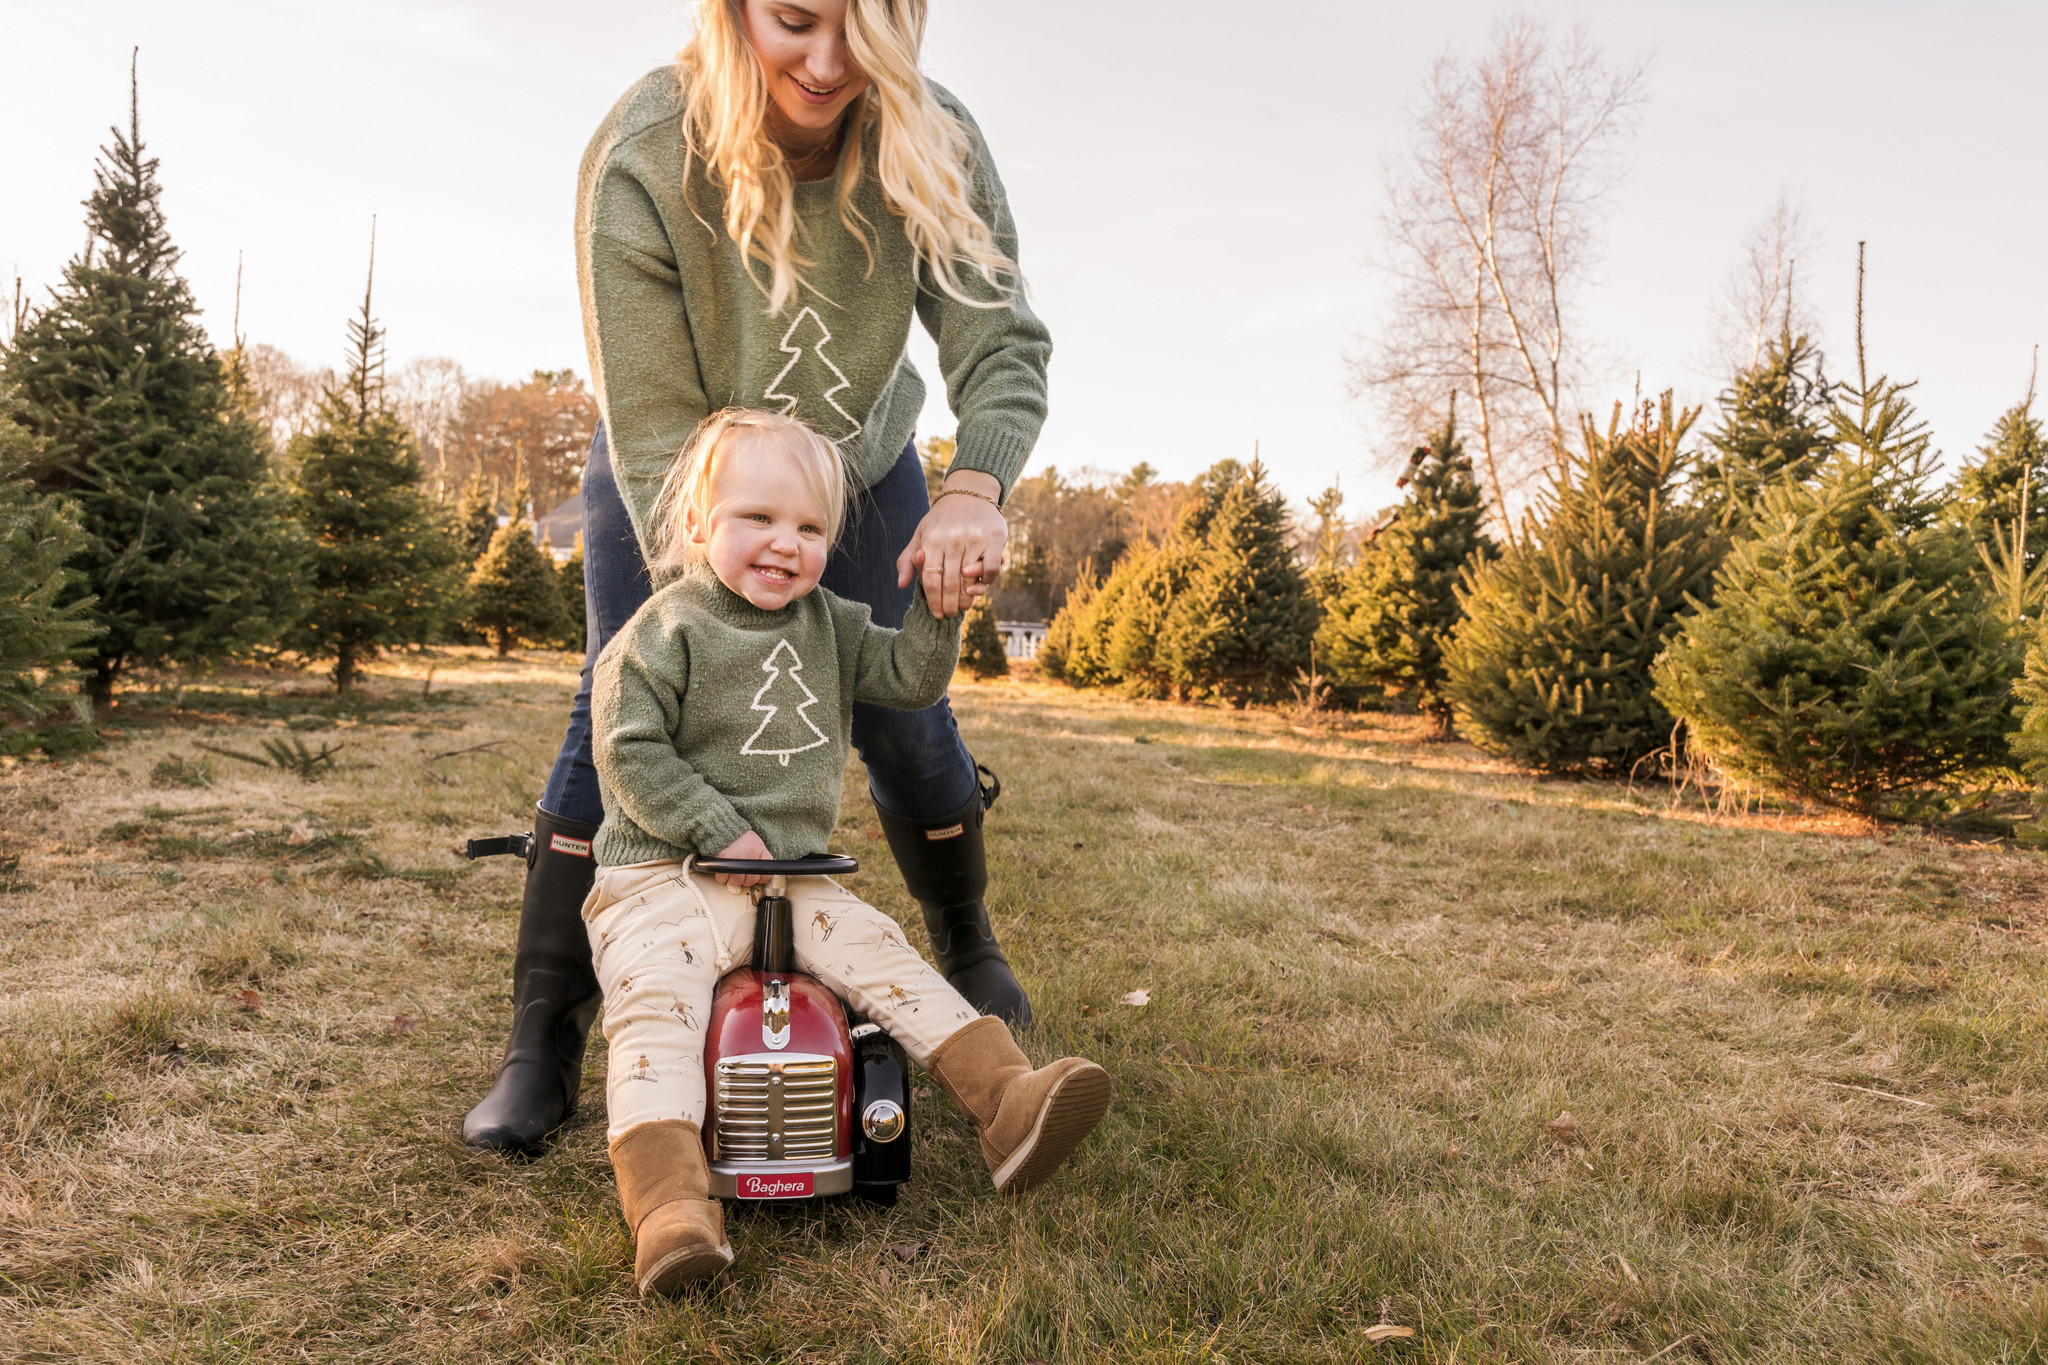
[948,425,1035,504]
[689,802,754,861]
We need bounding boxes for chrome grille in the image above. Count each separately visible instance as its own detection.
[714,1054,837,1160]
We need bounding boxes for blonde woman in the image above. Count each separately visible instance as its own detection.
[462,0,1050,1156]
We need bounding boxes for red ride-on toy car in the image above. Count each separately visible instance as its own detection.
[464,833,915,1207]
[691,853,913,1207]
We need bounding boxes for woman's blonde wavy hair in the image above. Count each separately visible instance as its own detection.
[680,0,1018,315]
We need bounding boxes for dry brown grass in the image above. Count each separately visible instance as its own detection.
[4,654,2048,1362]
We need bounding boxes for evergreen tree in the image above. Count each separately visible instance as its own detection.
[2010,637,2048,844]
[1302,482,1351,606]
[1654,311,2015,809]
[467,501,566,656]
[1033,561,1090,682]
[1693,330,1829,528]
[958,594,1010,678]
[456,474,499,565]
[2,64,303,711]
[1446,394,1722,775]
[0,393,99,736]
[284,243,463,691]
[1949,390,2048,571]
[1158,461,1317,705]
[555,535,587,652]
[1318,410,1498,730]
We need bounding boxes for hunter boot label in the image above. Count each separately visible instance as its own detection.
[550,833,593,858]
[924,823,965,841]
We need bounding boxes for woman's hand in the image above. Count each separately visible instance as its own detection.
[711,829,772,886]
[896,468,1007,618]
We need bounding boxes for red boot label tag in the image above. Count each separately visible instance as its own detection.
[924,823,965,841]
[549,833,593,858]
[737,1172,813,1199]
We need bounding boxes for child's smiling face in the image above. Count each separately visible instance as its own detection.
[690,441,832,610]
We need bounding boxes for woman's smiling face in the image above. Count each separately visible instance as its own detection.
[740,0,873,144]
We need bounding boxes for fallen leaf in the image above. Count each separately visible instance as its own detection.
[1447,1144,1459,1158]
[1071,842,1085,850]
[888,1242,927,1263]
[231,989,262,1013]
[286,821,317,846]
[225,829,257,844]
[1120,988,1151,1007]
[864,828,882,841]
[1545,1111,1580,1145]
[1363,1325,1416,1342]
[1079,1003,1096,1017]
[2022,1236,2048,1257]
[391,1012,419,1036]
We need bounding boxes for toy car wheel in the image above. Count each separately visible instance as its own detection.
[852,1181,899,1208]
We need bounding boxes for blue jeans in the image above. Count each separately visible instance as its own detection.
[539,422,980,828]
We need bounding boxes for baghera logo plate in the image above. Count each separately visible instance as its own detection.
[549,833,593,858]
[737,1172,814,1199]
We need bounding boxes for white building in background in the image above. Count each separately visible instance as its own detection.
[997,621,1048,659]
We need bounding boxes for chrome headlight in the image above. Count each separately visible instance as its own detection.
[861,1098,905,1142]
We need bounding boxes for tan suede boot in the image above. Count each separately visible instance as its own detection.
[609,1119,732,1295]
[926,1016,1112,1192]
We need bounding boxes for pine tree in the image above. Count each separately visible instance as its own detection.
[1158,461,1317,705]
[2,61,303,712]
[1949,387,2048,571]
[1445,394,1723,775]
[2010,638,2048,843]
[1034,561,1092,682]
[1302,482,1351,606]
[1693,330,1830,528]
[0,391,99,738]
[467,501,566,656]
[555,535,587,652]
[456,474,499,565]
[1654,269,2014,809]
[958,594,1010,678]
[1318,410,1498,729]
[285,238,462,691]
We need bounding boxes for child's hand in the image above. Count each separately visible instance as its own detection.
[710,830,773,886]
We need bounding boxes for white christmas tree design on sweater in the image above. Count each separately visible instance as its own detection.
[763,306,862,442]
[742,639,830,766]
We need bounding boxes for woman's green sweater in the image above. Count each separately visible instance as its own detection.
[576,67,1052,549]
[590,568,962,867]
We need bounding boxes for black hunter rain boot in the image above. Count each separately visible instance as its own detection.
[462,806,602,1157]
[876,773,1031,1028]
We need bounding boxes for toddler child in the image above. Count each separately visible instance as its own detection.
[583,408,1111,1296]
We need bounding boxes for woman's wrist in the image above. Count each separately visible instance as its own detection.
[939,467,1004,506]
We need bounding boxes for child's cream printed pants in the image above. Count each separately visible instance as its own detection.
[583,860,980,1141]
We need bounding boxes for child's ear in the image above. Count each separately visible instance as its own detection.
[685,505,707,546]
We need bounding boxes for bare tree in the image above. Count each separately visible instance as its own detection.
[1352,17,1645,537]
[389,356,469,484]
[239,342,333,453]
[1704,193,1821,375]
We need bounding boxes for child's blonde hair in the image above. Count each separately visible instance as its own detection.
[650,407,849,571]
[679,0,1019,316]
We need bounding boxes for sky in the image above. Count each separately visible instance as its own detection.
[4,1,2046,514]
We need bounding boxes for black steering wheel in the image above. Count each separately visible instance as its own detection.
[692,852,859,877]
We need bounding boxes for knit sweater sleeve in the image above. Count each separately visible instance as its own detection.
[577,134,709,549]
[591,621,753,858]
[834,587,962,710]
[916,87,1052,503]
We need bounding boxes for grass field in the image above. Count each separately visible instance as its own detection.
[5,652,2048,1363]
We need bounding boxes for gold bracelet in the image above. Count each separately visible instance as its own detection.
[934,486,1003,511]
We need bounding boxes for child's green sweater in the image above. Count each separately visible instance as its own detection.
[576,66,1052,551]
[591,567,962,866]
